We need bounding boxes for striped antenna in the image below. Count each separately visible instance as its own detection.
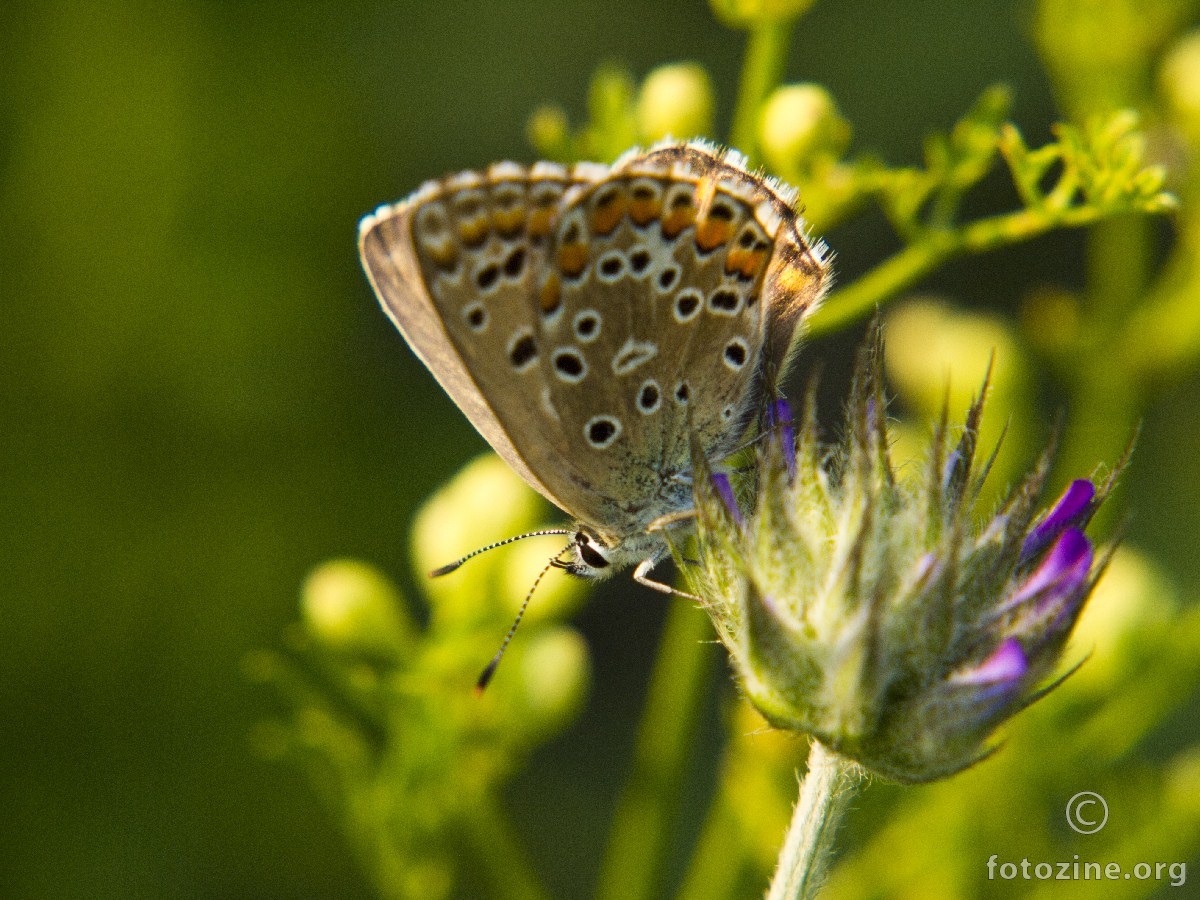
[475,540,574,694]
[429,529,573,577]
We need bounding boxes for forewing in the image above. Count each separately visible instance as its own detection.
[358,162,605,512]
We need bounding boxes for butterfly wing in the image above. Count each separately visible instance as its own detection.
[358,161,609,512]
[359,142,831,543]
[532,142,831,537]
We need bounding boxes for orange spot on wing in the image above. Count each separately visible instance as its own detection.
[661,200,696,239]
[540,273,562,314]
[557,243,588,278]
[428,242,459,272]
[695,216,733,253]
[528,207,555,241]
[629,189,662,226]
[493,205,527,238]
[588,188,626,235]
[458,217,489,248]
[725,247,768,279]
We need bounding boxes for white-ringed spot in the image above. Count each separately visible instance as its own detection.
[596,250,628,283]
[673,288,703,323]
[491,183,523,211]
[474,262,501,294]
[507,328,538,373]
[655,265,681,294]
[584,415,622,449]
[612,338,658,375]
[637,379,662,415]
[708,287,741,315]
[552,348,588,383]
[415,203,449,238]
[628,245,652,277]
[502,246,527,279]
[573,310,602,343]
[723,338,749,371]
[463,301,488,333]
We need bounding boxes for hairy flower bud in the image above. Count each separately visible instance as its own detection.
[686,338,1121,782]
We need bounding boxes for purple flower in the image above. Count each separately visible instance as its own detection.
[687,336,1120,783]
[768,398,797,480]
[1021,480,1095,563]
[954,638,1028,686]
[1010,528,1093,611]
[711,472,745,526]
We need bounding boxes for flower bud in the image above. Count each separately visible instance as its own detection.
[512,626,590,739]
[709,0,819,28]
[583,65,638,162]
[411,454,549,624]
[1160,30,1200,143]
[758,83,850,181]
[636,63,715,143]
[301,559,412,660]
[527,104,571,161]
[687,338,1118,782]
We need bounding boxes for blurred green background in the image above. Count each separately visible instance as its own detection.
[3,1,1198,897]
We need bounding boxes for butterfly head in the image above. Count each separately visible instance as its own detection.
[553,526,668,579]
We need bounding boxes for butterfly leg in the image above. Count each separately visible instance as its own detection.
[633,556,702,602]
[645,508,698,532]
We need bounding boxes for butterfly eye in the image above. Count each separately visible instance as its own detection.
[576,534,610,569]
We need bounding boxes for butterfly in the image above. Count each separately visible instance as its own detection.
[359,139,830,594]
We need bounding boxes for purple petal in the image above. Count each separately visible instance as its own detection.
[865,395,879,432]
[770,399,796,480]
[711,473,744,526]
[1021,480,1095,563]
[942,448,965,493]
[1010,528,1093,609]
[955,638,1028,685]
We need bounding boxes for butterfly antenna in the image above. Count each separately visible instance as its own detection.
[429,529,573,577]
[475,541,573,694]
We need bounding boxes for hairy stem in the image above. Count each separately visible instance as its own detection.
[766,742,859,900]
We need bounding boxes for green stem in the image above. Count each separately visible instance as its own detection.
[765,742,859,900]
[596,600,715,900]
[462,796,553,900]
[1087,214,1150,337]
[808,204,1114,338]
[808,235,960,337]
[1118,174,1200,385]
[729,18,795,162]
